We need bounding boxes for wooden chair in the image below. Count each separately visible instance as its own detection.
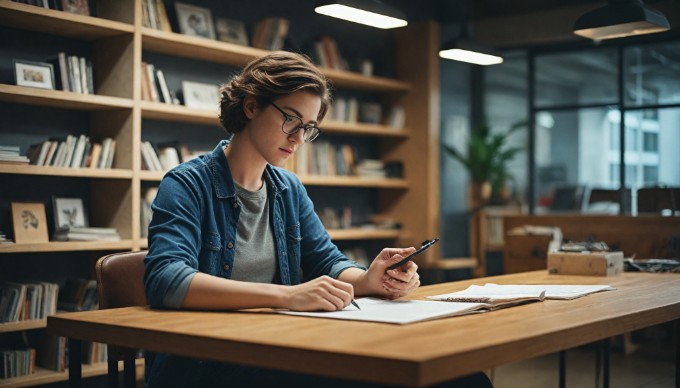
[637,186,679,214]
[95,251,148,388]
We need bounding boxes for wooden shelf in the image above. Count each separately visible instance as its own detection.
[0,240,135,253]
[142,28,267,66]
[328,228,401,240]
[0,1,133,40]
[141,101,218,125]
[322,68,411,92]
[0,319,46,333]
[142,172,408,188]
[322,121,409,138]
[0,84,133,110]
[140,29,410,93]
[0,164,132,179]
[299,175,408,188]
[0,359,144,388]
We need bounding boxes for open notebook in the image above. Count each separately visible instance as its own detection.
[277,297,490,325]
[427,283,615,303]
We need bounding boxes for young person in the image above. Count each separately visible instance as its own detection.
[143,51,491,387]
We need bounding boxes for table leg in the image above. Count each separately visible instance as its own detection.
[603,338,610,388]
[68,338,82,388]
[675,319,679,388]
[558,350,566,388]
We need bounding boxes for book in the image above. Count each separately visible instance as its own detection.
[277,297,492,325]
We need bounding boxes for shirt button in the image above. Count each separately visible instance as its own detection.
[232,201,238,208]
[223,264,230,271]
[227,241,234,249]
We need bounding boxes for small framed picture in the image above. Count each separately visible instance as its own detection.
[216,18,249,46]
[53,197,89,230]
[14,60,55,90]
[182,81,220,111]
[11,202,49,244]
[175,2,216,39]
[61,0,90,16]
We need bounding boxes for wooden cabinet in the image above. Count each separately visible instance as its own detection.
[1,1,442,385]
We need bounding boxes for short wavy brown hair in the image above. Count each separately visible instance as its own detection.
[219,51,331,135]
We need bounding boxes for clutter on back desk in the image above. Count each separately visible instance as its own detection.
[624,258,680,273]
[560,241,610,252]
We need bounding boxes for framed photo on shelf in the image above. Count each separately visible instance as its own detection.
[13,60,55,90]
[53,197,88,230]
[61,0,90,16]
[216,18,249,46]
[10,202,49,244]
[175,2,216,39]
[181,81,220,111]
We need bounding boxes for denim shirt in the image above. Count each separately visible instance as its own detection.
[144,140,365,309]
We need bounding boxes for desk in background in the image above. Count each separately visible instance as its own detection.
[48,271,680,387]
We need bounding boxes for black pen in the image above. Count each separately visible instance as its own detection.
[387,238,440,270]
[351,299,361,310]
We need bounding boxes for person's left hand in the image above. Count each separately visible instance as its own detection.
[364,247,421,299]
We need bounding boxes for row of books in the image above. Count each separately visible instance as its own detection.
[0,282,59,323]
[285,141,358,177]
[141,141,180,172]
[141,142,206,172]
[1,348,35,379]
[252,18,290,51]
[313,36,348,71]
[326,99,406,129]
[317,206,353,230]
[11,0,91,16]
[48,52,95,94]
[141,62,179,104]
[342,246,370,267]
[52,226,120,242]
[26,135,116,169]
[0,145,29,165]
[141,0,171,32]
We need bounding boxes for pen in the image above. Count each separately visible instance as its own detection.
[351,299,361,310]
[387,238,440,270]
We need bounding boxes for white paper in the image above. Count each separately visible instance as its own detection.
[482,283,616,300]
[276,297,487,325]
[427,283,615,303]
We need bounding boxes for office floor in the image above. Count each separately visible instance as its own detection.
[493,336,675,388]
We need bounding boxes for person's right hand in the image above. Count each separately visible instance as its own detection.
[283,276,354,312]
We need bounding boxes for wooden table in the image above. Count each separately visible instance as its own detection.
[48,271,680,387]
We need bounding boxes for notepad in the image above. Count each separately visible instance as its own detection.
[276,297,489,325]
[427,283,616,304]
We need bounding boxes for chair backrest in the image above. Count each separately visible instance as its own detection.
[96,251,147,309]
[637,187,679,214]
[95,251,148,362]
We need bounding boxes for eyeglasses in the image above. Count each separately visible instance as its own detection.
[270,102,321,143]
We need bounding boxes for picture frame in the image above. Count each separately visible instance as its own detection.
[52,197,89,230]
[61,0,90,16]
[13,60,55,90]
[175,2,216,40]
[11,202,49,244]
[182,81,220,111]
[215,18,249,46]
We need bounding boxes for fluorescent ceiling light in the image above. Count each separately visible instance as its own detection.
[573,0,670,41]
[315,1,407,29]
[439,39,504,66]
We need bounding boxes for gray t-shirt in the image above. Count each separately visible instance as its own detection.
[231,180,276,283]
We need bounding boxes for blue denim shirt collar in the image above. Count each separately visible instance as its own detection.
[209,139,288,200]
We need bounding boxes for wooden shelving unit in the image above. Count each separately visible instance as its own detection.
[0,359,144,388]
[0,1,443,385]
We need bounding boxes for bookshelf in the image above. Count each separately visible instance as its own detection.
[0,0,443,385]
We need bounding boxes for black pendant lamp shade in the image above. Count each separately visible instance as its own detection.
[573,0,670,41]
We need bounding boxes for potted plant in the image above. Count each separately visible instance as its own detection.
[442,120,526,206]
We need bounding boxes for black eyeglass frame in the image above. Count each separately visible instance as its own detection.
[269,101,321,143]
